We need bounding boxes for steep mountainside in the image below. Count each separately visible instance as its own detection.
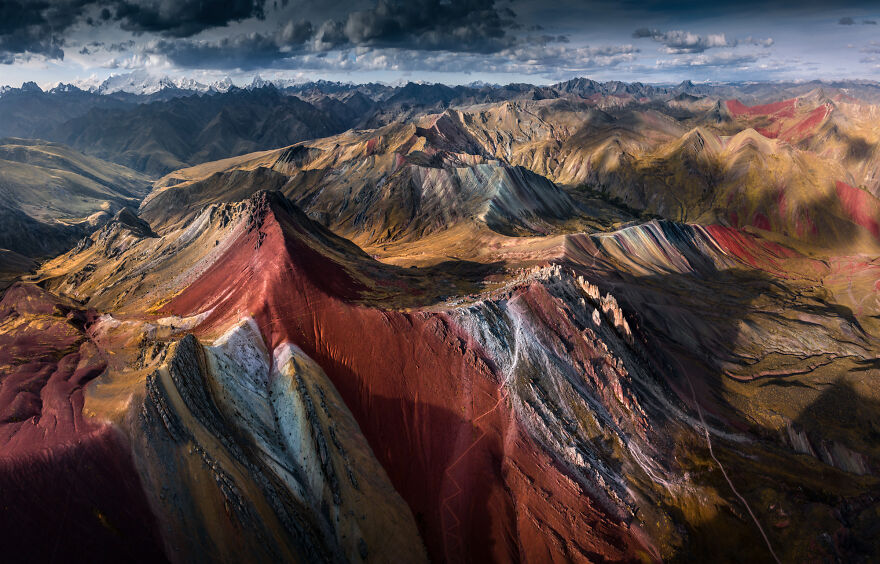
[402,98,880,254]
[26,185,880,563]
[2,78,880,562]
[140,111,635,254]
[0,249,34,290]
[141,95,880,256]
[49,87,359,176]
[0,138,151,268]
[4,75,880,179]
[0,83,133,139]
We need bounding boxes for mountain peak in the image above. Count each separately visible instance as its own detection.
[96,71,208,95]
[111,207,156,237]
[249,74,275,90]
[48,83,83,94]
[20,81,42,93]
[210,77,235,93]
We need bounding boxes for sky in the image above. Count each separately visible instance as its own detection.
[2,0,880,88]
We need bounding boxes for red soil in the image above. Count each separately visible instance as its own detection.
[0,284,168,563]
[365,137,379,155]
[726,99,828,142]
[725,98,797,118]
[729,210,739,227]
[168,194,649,563]
[752,212,771,232]
[779,105,829,142]
[705,225,799,275]
[0,424,170,564]
[795,209,819,239]
[835,93,860,104]
[776,186,788,216]
[835,181,880,240]
[0,284,105,454]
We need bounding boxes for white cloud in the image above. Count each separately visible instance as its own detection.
[655,51,763,69]
[634,28,773,54]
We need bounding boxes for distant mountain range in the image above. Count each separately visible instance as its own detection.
[4,73,880,178]
[0,138,150,261]
[3,70,880,562]
[10,71,880,102]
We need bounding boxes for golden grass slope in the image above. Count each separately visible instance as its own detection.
[0,137,151,223]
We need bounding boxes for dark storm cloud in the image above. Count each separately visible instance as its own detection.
[0,0,92,62]
[141,0,524,63]
[316,0,520,53]
[2,0,875,78]
[0,0,268,63]
[149,35,284,69]
[143,0,545,69]
[262,41,639,78]
[148,20,313,69]
[108,0,267,37]
[312,19,347,51]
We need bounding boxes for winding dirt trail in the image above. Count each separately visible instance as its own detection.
[680,359,781,564]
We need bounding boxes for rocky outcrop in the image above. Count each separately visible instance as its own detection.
[135,327,427,563]
[0,283,167,563]
[11,84,880,562]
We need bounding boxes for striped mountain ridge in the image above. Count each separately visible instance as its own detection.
[1,85,879,563]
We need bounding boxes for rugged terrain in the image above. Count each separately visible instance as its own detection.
[0,138,151,286]
[1,78,879,562]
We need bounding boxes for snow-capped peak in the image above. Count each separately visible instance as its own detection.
[248,74,273,89]
[48,83,84,94]
[209,77,235,93]
[96,70,209,95]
